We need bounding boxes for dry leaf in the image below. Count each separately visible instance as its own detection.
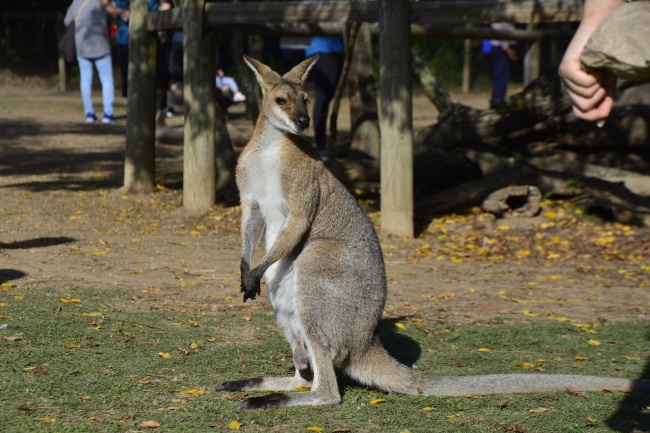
[230,391,248,401]
[528,407,550,413]
[64,341,81,349]
[306,427,324,432]
[32,368,48,376]
[60,298,81,303]
[566,388,589,399]
[575,355,589,361]
[586,416,598,424]
[4,335,22,341]
[621,355,641,361]
[158,352,171,359]
[40,417,56,423]
[497,399,508,408]
[228,420,241,430]
[504,425,526,432]
[422,406,436,411]
[515,363,535,369]
[207,337,216,343]
[369,398,386,404]
[179,389,205,397]
[445,413,460,419]
[477,348,490,352]
[296,386,311,392]
[587,339,601,346]
[189,342,198,350]
[139,420,161,428]
[394,322,405,330]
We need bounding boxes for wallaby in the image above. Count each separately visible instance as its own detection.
[217,55,649,409]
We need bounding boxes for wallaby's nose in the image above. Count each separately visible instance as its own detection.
[295,114,310,131]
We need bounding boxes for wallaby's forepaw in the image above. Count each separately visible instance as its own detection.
[240,261,262,302]
[236,393,290,410]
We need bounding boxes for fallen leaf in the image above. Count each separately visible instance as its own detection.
[64,341,81,349]
[586,416,598,424]
[497,399,508,408]
[621,355,641,361]
[229,420,241,430]
[522,310,539,317]
[394,322,405,330]
[515,363,535,369]
[445,413,460,419]
[32,368,48,376]
[158,352,171,359]
[179,389,205,397]
[207,337,216,343]
[230,391,248,401]
[369,398,386,404]
[332,429,351,433]
[575,355,589,361]
[4,335,22,341]
[504,425,526,432]
[306,427,324,432]
[296,386,311,392]
[566,388,589,399]
[40,417,56,423]
[422,406,436,411]
[457,360,467,367]
[60,298,81,303]
[139,420,161,428]
[528,407,550,413]
[477,348,491,352]
[587,339,601,346]
[13,295,23,300]
[189,342,198,350]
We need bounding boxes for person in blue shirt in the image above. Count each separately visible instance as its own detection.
[305,36,344,160]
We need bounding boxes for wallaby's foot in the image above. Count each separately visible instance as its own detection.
[216,377,263,392]
[237,393,290,410]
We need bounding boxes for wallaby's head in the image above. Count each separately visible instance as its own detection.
[244,54,319,135]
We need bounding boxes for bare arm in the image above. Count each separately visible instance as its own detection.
[558,0,624,122]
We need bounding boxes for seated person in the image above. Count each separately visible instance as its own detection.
[216,69,246,103]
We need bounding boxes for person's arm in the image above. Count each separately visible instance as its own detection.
[101,0,130,22]
[558,0,624,122]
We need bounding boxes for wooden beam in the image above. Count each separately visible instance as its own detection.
[379,0,414,239]
[183,0,217,212]
[148,0,583,31]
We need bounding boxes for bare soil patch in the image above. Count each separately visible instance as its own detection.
[1,82,648,326]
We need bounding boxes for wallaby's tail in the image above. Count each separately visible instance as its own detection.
[345,340,650,396]
[418,374,650,396]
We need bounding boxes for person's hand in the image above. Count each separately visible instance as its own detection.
[559,46,616,123]
[504,46,517,61]
[119,9,130,23]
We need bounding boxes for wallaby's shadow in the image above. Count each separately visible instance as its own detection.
[337,318,422,392]
[606,329,650,432]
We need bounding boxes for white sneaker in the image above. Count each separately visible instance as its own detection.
[233,92,246,102]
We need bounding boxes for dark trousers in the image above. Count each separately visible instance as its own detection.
[310,52,343,151]
[490,46,510,102]
[117,44,129,98]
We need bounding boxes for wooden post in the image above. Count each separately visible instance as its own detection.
[58,55,67,92]
[379,0,413,238]
[462,37,471,93]
[123,0,157,193]
[523,24,541,86]
[183,0,216,212]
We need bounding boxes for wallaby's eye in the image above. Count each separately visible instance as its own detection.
[275,97,287,105]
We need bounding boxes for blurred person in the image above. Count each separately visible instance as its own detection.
[64,0,117,124]
[489,23,518,108]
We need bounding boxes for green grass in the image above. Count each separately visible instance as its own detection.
[1,286,648,432]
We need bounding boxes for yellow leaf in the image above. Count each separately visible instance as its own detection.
[13,295,23,300]
[40,417,56,423]
[445,413,460,419]
[588,339,601,346]
[400,430,411,433]
[575,355,589,361]
[1,282,16,287]
[64,341,81,349]
[189,342,198,350]
[228,421,241,430]
[139,379,151,385]
[179,389,205,397]
[422,406,436,411]
[550,235,560,244]
[60,298,81,303]
[438,292,455,299]
[306,427,324,432]
[394,322,405,330]
[586,416,598,423]
[543,211,556,219]
[296,386,311,392]
[536,359,552,364]
[139,420,161,428]
[369,398,386,404]
[4,335,22,341]
[621,355,641,361]
[190,230,201,235]
[477,348,491,352]
[207,337,216,343]
[0,303,9,307]
[515,363,535,369]
[522,310,539,317]
[497,225,510,231]
[529,407,550,413]
[158,352,171,359]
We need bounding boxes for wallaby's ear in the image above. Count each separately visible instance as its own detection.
[243,54,281,96]
[283,54,319,85]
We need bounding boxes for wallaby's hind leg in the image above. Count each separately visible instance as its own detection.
[236,343,341,409]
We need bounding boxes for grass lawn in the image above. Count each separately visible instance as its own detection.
[1,285,648,432]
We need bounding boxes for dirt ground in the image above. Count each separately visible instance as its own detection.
[1,79,649,327]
